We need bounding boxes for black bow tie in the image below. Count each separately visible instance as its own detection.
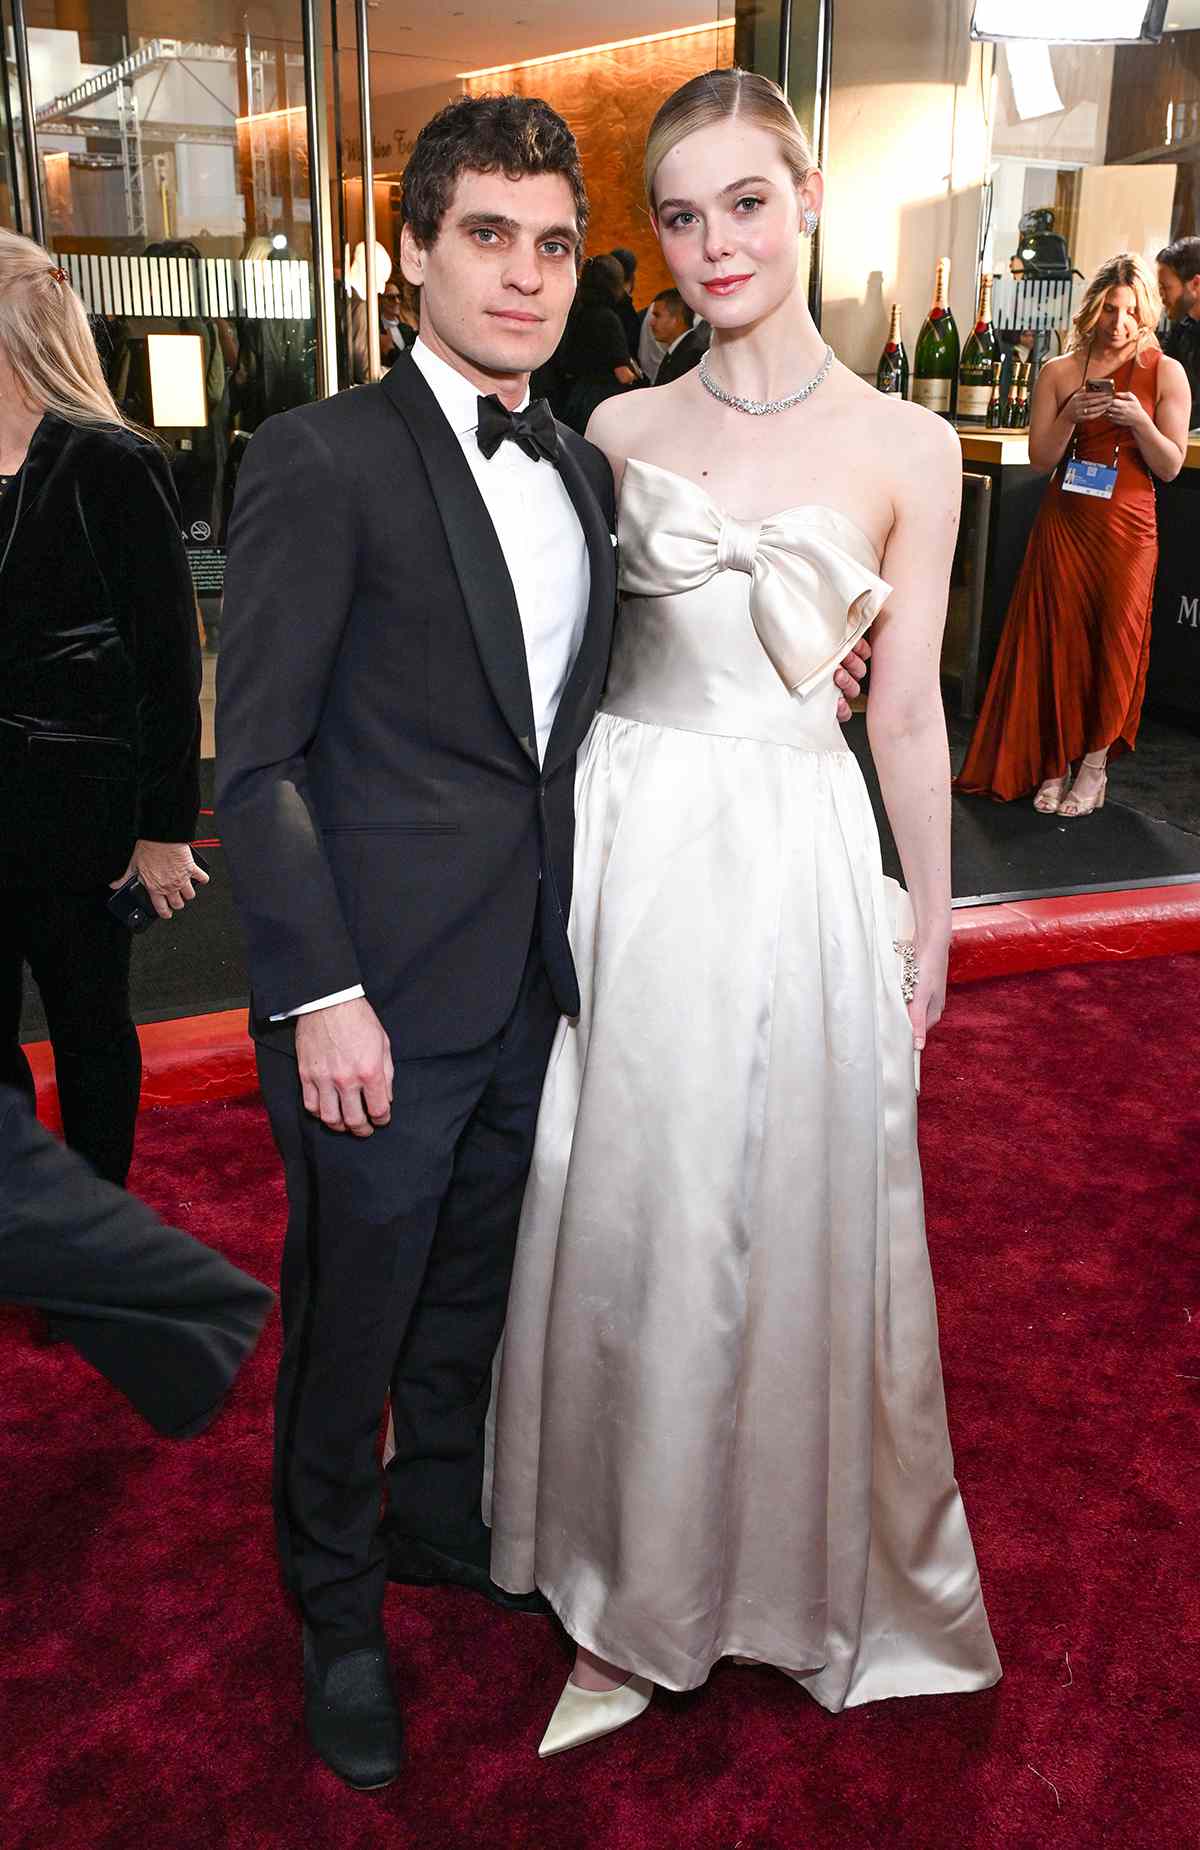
[476,394,559,464]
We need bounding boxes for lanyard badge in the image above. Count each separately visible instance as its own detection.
[1061,430,1119,500]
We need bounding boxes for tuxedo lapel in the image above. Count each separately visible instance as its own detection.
[542,432,616,780]
[381,357,539,769]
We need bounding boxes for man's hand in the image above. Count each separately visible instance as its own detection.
[110,840,210,919]
[834,636,871,723]
[295,996,393,1137]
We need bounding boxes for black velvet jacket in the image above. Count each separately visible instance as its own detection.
[0,414,201,886]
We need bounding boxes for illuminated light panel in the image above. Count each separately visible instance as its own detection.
[148,333,207,428]
[970,0,1165,42]
[235,105,306,125]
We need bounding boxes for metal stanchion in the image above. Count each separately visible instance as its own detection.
[355,0,381,382]
[301,0,340,398]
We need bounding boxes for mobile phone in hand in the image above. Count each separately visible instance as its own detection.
[107,851,210,932]
[1084,379,1115,398]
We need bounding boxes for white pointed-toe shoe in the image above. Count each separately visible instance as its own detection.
[537,1672,654,1758]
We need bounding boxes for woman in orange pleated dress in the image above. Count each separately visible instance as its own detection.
[954,253,1190,817]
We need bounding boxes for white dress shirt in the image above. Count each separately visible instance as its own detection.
[279,337,592,1020]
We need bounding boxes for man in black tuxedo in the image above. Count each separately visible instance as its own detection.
[649,287,709,386]
[218,93,869,1790]
[216,96,613,1789]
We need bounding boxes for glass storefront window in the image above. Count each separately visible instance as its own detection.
[16,2,318,575]
[985,3,1200,373]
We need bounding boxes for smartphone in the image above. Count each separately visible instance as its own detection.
[1084,379,1115,398]
[107,850,210,932]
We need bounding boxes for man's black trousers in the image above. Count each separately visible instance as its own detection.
[260,930,560,1653]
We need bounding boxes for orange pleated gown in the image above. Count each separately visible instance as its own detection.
[954,349,1159,802]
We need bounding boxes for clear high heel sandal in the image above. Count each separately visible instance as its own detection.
[1059,761,1108,819]
[1033,772,1071,815]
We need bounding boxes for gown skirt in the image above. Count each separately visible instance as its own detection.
[954,350,1160,802]
[488,459,1002,1711]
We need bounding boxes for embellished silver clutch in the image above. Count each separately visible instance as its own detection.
[893,939,919,1004]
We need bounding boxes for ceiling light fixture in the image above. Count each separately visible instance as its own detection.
[970,0,1167,42]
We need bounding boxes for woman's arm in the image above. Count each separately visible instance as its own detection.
[865,409,961,1051]
[1027,358,1106,471]
[1108,354,1190,481]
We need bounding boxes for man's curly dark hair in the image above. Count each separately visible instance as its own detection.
[401,94,589,250]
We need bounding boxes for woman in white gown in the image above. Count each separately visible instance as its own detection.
[488,69,1002,1752]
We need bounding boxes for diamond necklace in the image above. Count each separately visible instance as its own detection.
[698,343,835,416]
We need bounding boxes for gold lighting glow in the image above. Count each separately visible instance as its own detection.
[461,19,735,296]
[457,20,725,80]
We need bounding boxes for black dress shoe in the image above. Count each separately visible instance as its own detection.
[385,1531,552,1616]
[303,1628,404,1789]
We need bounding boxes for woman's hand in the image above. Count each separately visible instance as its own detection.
[110,840,210,919]
[1105,390,1148,430]
[1062,387,1110,424]
[907,931,950,1054]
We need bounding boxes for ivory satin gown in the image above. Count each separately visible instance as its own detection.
[488,458,1002,1710]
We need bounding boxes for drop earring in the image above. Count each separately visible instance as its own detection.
[802,207,820,237]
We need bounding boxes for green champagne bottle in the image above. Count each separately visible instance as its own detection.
[957,273,999,427]
[875,303,909,398]
[912,257,960,421]
[985,359,1003,429]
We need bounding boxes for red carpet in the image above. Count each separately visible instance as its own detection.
[4,955,1198,1850]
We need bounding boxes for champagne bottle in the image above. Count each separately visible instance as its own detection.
[1015,361,1032,428]
[957,274,999,426]
[985,359,1003,429]
[1003,359,1023,428]
[912,257,960,421]
[875,304,909,398]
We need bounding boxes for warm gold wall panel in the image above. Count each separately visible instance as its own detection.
[465,23,735,300]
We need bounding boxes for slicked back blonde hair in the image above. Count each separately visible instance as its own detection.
[644,68,814,210]
[1069,251,1161,366]
[0,227,136,429]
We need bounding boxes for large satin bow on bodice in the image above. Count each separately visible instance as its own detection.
[617,459,892,700]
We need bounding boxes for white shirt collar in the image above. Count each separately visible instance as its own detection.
[411,337,530,436]
[666,328,692,356]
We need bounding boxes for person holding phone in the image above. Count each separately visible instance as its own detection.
[0,229,205,1186]
[955,252,1189,816]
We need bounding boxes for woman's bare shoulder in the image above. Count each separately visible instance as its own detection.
[860,390,962,474]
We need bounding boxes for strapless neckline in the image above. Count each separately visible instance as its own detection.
[619,456,884,568]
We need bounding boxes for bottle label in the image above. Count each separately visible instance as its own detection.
[913,377,952,412]
[957,383,992,421]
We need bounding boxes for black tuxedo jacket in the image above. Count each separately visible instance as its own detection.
[0,415,201,887]
[655,327,708,387]
[216,354,616,1057]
